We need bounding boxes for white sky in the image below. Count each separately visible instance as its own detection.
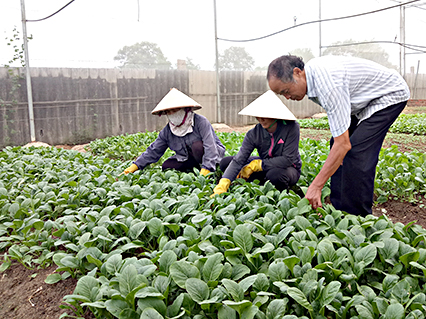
[1,0,425,73]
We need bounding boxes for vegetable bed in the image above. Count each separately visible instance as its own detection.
[1,135,426,318]
[298,113,426,136]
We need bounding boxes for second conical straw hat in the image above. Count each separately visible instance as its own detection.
[238,90,297,121]
[151,88,202,115]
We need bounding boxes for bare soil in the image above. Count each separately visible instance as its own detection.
[0,264,81,319]
[1,106,426,319]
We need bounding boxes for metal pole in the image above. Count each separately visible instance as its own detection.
[213,0,221,123]
[402,6,406,79]
[399,4,406,78]
[319,0,322,57]
[20,0,36,141]
[412,60,420,99]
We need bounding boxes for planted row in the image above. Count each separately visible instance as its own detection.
[89,131,426,202]
[1,146,426,318]
[298,113,426,135]
[88,131,247,161]
[375,146,426,203]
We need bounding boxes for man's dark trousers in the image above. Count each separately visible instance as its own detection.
[330,101,407,217]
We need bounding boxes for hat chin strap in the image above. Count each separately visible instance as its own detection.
[268,119,278,129]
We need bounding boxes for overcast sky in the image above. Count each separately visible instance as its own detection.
[1,0,425,73]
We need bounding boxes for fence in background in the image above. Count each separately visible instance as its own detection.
[0,67,423,148]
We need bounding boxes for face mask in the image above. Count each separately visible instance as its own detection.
[167,109,187,126]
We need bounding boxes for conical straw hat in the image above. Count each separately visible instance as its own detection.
[238,90,297,121]
[151,88,202,115]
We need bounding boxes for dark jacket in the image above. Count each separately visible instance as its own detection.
[223,120,301,181]
[134,113,225,171]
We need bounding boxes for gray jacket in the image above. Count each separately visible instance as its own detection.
[134,113,225,171]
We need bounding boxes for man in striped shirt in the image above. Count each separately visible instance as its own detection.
[267,55,410,217]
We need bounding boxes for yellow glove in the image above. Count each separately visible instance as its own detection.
[123,164,138,175]
[200,168,211,176]
[237,159,262,180]
[211,178,231,197]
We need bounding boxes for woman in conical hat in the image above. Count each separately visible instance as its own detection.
[123,88,225,175]
[212,90,301,195]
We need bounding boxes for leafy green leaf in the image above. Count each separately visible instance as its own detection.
[137,298,167,316]
[399,251,419,267]
[140,307,164,319]
[148,218,164,237]
[202,252,224,282]
[119,264,139,297]
[269,261,288,282]
[134,287,163,299]
[105,299,130,318]
[128,221,146,240]
[266,299,287,319]
[45,273,62,284]
[231,264,251,281]
[317,240,336,263]
[239,275,257,293]
[222,279,244,302]
[320,281,341,307]
[159,250,177,274]
[240,304,258,319]
[287,287,313,312]
[74,276,99,300]
[233,224,253,254]
[105,254,123,275]
[354,245,377,266]
[218,305,237,319]
[355,304,374,319]
[378,238,399,260]
[223,300,252,315]
[186,278,209,303]
[170,260,200,289]
[384,303,404,319]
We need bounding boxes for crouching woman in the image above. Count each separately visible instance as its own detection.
[212,90,301,195]
[123,88,225,176]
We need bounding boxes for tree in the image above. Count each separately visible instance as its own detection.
[322,39,397,69]
[114,41,172,69]
[254,66,268,72]
[218,46,255,71]
[289,48,315,64]
[1,26,32,145]
[184,57,200,70]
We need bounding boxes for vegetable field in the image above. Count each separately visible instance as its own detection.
[298,113,426,136]
[1,116,426,318]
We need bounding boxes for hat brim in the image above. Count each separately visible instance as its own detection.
[238,90,297,121]
[151,88,202,115]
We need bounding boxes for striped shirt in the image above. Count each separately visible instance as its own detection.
[305,56,410,137]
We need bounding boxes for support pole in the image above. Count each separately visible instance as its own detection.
[319,0,322,57]
[412,60,420,99]
[213,0,221,123]
[20,0,36,141]
[400,4,406,78]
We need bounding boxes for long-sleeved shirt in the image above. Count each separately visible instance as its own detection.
[305,56,410,137]
[134,113,225,171]
[223,120,301,181]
